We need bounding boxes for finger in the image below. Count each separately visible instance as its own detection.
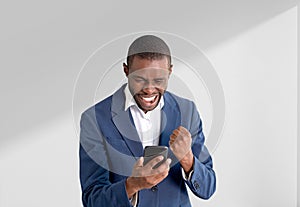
[162,158,171,170]
[170,133,176,139]
[169,135,176,144]
[178,126,191,136]
[166,158,172,165]
[153,168,170,181]
[134,157,144,168]
[172,129,180,136]
[159,158,171,169]
[178,126,188,131]
[174,129,186,139]
[153,158,172,173]
[169,143,174,151]
[146,156,164,169]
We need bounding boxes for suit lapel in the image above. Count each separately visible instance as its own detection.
[111,85,143,158]
[159,92,181,146]
[110,86,181,158]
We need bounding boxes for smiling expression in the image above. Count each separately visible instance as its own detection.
[124,56,172,113]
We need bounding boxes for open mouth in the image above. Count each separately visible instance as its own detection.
[141,95,157,103]
[136,94,160,111]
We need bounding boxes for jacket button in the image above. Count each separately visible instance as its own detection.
[151,185,158,192]
[193,182,200,190]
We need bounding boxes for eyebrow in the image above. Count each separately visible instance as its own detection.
[132,75,147,80]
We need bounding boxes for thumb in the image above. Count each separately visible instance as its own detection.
[134,157,144,168]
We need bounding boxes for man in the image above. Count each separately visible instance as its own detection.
[79,35,216,207]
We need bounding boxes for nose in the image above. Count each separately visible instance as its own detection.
[142,81,156,94]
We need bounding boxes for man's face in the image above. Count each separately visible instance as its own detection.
[124,56,172,113]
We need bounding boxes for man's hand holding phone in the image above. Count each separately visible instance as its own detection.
[125,147,171,199]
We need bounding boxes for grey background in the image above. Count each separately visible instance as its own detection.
[0,0,298,207]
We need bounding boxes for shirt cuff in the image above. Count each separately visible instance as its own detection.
[181,167,194,181]
[129,192,138,207]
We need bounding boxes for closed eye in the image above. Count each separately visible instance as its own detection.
[154,78,166,84]
[133,77,147,83]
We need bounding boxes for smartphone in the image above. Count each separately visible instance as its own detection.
[143,146,168,169]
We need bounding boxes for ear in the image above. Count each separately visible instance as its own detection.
[123,63,129,77]
[168,64,173,76]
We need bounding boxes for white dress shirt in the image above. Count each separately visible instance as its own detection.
[124,85,164,149]
[123,85,193,206]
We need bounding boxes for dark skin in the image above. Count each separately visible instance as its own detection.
[123,56,171,114]
[123,56,194,199]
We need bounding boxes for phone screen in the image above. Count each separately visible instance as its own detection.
[143,146,168,169]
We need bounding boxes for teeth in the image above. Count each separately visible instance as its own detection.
[142,96,156,102]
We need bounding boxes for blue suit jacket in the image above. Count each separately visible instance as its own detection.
[79,85,216,207]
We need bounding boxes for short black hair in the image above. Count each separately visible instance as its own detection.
[126,35,172,68]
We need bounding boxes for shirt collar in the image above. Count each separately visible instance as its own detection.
[124,84,164,112]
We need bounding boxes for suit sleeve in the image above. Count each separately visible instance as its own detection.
[79,109,133,207]
[184,102,216,199]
